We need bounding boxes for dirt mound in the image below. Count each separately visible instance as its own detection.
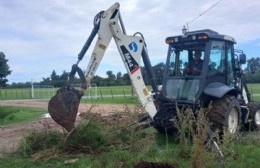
[134,161,176,168]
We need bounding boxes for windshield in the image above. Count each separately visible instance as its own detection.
[166,46,205,76]
[164,42,206,102]
[164,79,200,101]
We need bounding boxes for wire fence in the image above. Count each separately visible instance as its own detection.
[0,88,32,100]
[2,84,259,101]
[0,85,137,101]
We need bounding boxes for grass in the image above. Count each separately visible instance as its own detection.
[248,83,260,93]
[18,131,64,157]
[0,88,32,100]
[0,107,259,168]
[0,85,141,101]
[85,85,136,95]
[81,96,139,104]
[248,83,260,101]
[0,112,180,168]
[0,84,259,167]
[0,106,46,126]
[1,84,259,102]
[220,131,260,168]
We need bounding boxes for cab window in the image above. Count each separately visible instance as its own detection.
[208,41,225,76]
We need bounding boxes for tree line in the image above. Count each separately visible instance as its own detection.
[38,62,166,88]
[244,57,260,83]
[0,51,260,88]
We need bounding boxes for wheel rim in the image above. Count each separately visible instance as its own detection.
[255,110,260,126]
[228,107,239,134]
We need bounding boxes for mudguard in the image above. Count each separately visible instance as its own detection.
[204,82,237,98]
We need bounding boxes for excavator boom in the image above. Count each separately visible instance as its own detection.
[48,3,158,132]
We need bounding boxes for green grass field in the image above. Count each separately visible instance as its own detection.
[0,86,136,100]
[247,83,260,101]
[248,83,260,92]
[0,106,46,126]
[0,83,259,101]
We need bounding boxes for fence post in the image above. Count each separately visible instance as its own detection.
[90,89,93,101]
[100,90,103,99]
[110,89,114,101]
[31,81,34,99]
[250,88,253,100]
[123,89,126,100]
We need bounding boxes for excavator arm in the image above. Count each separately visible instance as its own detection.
[48,3,158,132]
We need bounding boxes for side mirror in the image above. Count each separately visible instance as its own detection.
[239,54,246,64]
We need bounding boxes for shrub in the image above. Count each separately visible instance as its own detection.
[64,121,108,154]
[18,131,63,156]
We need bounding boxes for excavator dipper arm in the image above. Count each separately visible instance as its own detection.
[48,3,157,131]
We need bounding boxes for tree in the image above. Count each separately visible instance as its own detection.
[106,70,116,80]
[245,57,260,73]
[92,75,105,86]
[121,73,131,85]
[116,72,122,80]
[141,62,166,85]
[245,57,260,83]
[41,77,52,85]
[106,70,116,85]
[50,70,59,81]
[60,71,69,80]
[152,62,166,85]
[0,52,11,87]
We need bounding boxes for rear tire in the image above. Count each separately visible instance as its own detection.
[207,95,240,134]
[247,102,260,131]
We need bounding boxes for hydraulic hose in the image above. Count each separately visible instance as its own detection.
[78,11,104,61]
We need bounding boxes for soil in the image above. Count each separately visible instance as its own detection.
[0,100,138,154]
[133,161,176,168]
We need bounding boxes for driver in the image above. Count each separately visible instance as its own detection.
[184,51,203,75]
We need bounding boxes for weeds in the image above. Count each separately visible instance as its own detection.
[18,131,64,157]
[65,120,108,154]
[190,107,218,168]
[174,106,194,158]
[5,104,259,168]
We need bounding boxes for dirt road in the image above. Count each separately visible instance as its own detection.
[0,100,137,153]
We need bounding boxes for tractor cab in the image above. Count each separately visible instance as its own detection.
[162,29,238,104]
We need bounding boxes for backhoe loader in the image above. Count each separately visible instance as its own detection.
[48,3,260,136]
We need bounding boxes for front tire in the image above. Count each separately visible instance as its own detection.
[207,95,240,134]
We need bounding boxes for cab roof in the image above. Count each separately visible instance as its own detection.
[166,29,236,44]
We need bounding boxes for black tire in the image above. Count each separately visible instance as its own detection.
[207,95,240,134]
[247,102,260,131]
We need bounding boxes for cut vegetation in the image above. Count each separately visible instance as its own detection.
[0,106,259,168]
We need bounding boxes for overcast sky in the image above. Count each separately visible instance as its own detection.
[1,0,260,83]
